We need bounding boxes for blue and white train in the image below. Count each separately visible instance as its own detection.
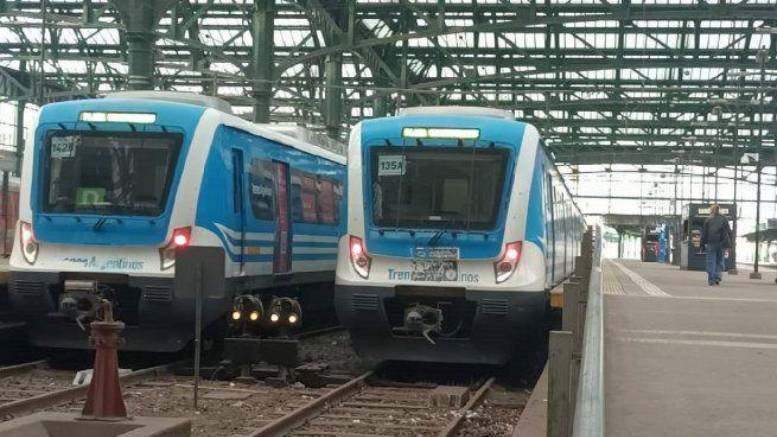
[335,107,585,365]
[9,92,346,352]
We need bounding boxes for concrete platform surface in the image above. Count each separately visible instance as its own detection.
[511,365,548,437]
[0,412,190,437]
[604,259,777,436]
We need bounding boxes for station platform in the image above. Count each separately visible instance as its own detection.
[604,259,777,436]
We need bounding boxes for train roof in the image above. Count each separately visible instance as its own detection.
[106,91,233,114]
[398,106,514,120]
[217,112,347,165]
[106,92,346,164]
[359,109,533,148]
[40,93,347,166]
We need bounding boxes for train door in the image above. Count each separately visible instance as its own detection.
[562,198,568,277]
[273,162,292,274]
[231,149,246,272]
[546,173,555,284]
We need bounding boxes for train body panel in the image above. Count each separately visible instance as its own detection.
[336,107,584,364]
[9,94,346,352]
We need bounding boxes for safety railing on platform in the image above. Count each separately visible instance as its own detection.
[548,225,605,437]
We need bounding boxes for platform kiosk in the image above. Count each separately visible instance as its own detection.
[680,203,736,271]
[640,226,660,262]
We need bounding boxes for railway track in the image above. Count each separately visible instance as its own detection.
[0,360,175,418]
[247,370,495,437]
[297,325,344,340]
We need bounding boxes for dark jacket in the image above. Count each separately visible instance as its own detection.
[701,214,732,247]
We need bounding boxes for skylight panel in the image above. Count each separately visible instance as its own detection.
[0,28,20,44]
[501,32,545,49]
[408,37,432,47]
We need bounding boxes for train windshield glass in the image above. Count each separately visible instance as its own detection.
[43,131,182,217]
[371,147,508,230]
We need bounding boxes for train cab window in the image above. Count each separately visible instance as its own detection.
[249,159,276,221]
[371,147,508,230]
[43,131,181,217]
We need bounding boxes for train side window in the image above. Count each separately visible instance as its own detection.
[300,173,318,223]
[249,158,276,221]
[317,178,339,225]
[289,169,341,225]
[290,170,304,223]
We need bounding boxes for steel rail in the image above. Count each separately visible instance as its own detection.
[0,359,47,378]
[437,376,496,437]
[248,370,373,437]
[297,325,344,339]
[0,362,173,418]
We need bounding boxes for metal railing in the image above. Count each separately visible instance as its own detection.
[548,225,605,437]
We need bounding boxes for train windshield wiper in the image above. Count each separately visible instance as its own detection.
[93,216,108,231]
[426,217,463,246]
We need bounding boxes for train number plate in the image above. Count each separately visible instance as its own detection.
[411,260,459,282]
[413,247,460,260]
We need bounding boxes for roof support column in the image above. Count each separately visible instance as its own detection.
[252,0,274,123]
[373,90,389,118]
[324,51,343,138]
[14,98,25,176]
[114,0,176,90]
[322,0,351,139]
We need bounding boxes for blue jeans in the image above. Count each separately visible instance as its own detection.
[706,243,724,284]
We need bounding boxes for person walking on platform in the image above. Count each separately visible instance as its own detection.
[701,204,733,286]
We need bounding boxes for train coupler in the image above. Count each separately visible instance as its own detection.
[57,280,104,331]
[392,304,443,345]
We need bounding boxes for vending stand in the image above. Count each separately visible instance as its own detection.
[641,226,661,262]
[680,203,736,271]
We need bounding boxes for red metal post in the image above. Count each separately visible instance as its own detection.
[80,300,127,420]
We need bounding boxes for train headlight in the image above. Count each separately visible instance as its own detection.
[268,297,302,327]
[349,235,371,278]
[159,227,192,270]
[494,241,522,283]
[20,221,38,264]
[230,294,263,327]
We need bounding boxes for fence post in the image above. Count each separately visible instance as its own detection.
[548,330,573,437]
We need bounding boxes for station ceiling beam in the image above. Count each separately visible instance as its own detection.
[0,0,775,169]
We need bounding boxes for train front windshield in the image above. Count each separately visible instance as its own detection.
[43,131,182,217]
[371,147,508,230]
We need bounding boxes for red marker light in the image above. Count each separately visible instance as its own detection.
[21,224,34,245]
[174,233,188,246]
[172,227,191,248]
[349,235,371,279]
[494,241,523,283]
[20,221,39,264]
[506,247,519,261]
[351,240,363,256]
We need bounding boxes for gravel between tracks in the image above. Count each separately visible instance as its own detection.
[297,329,368,375]
[454,383,530,437]
[4,331,533,436]
[11,330,366,436]
[0,368,76,408]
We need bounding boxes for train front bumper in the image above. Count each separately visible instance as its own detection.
[8,271,230,352]
[334,284,546,365]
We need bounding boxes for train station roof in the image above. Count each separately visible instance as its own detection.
[0,0,776,168]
